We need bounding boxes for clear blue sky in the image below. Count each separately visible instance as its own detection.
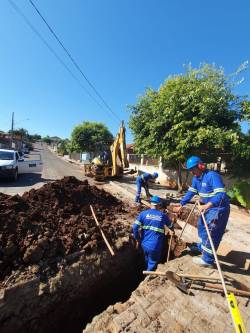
[0,0,249,143]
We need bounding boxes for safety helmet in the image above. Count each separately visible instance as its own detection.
[92,157,102,166]
[150,195,161,205]
[186,156,202,170]
[153,172,159,178]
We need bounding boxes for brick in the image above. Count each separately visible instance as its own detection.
[160,285,185,303]
[129,304,151,328]
[208,318,226,333]
[245,317,250,332]
[113,309,136,330]
[191,317,211,333]
[131,294,151,309]
[145,318,165,332]
[146,300,166,319]
[145,289,163,304]
[126,319,148,333]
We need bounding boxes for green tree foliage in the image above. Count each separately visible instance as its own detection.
[10,128,28,139]
[129,63,250,187]
[57,139,70,155]
[71,121,113,153]
[227,181,250,208]
[42,135,52,144]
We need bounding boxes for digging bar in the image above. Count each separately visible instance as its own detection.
[197,201,246,333]
[143,271,250,298]
[90,205,115,256]
[191,281,250,298]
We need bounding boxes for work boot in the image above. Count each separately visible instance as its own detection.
[188,243,201,255]
[192,257,213,267]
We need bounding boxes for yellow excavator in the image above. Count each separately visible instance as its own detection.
[84,121,135,181]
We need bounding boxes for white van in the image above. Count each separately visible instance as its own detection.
[0,149,43,181]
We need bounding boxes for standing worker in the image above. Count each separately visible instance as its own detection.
[172,156,230,267]
[135,172,159,203]
[133,195,174,271]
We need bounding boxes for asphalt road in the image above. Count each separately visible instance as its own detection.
[0,143,85,196]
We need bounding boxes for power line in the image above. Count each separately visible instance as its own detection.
[28,0,121,122]
[8,0,112,115]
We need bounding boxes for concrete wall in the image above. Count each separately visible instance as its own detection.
[128,155,246,190]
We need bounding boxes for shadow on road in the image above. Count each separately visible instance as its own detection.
[0,173,54,187]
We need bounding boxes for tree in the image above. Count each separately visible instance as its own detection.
[71,121,113,153]
[42,135,52,144]
[129,63,250,189]
[10,128,28,139]
[57,139,70,155]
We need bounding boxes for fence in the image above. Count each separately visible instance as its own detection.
[128,154,159,166]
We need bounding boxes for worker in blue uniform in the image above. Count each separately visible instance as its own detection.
[133,195,174,271]
[172,156,230,267]
[135,172,159,203]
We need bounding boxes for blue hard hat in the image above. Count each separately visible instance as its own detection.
[153,172,159,178]
[186,156,202,170]
[150,195,161,204]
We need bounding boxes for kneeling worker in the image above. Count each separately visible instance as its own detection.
[172,156,230,267]
[135,172,159,203]
[133,195,174,271]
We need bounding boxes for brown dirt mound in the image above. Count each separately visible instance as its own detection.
[167,205,199,227]
[0,177,130,284]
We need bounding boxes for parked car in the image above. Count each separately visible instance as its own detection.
[22,147,29,154]
[0,149,43,181]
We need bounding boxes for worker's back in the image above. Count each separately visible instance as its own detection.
[134,208,170,251]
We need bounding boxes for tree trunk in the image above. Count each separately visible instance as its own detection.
[177,161,183,192]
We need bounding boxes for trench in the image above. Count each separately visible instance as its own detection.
[36,252,144,333]
[0,234,186,333]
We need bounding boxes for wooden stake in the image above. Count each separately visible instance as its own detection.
[90,205,115,256]
[178,201,197,240]
[167,233,173,263]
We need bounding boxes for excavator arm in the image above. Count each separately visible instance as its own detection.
[110,121,129,176]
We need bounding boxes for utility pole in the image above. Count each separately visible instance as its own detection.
[10,112,14,148]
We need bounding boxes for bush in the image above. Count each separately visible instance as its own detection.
[227,181,250,208]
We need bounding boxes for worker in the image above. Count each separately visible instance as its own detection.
[101,150,110,165]
[172,156,230,267]
[135,172,159,203]
[133,195,174,271]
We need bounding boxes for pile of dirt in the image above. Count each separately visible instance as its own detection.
[0,177,132,285]
[167,205,199,227]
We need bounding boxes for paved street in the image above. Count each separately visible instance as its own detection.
[0,143,85,196]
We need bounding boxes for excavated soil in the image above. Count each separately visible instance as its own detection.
[167,205,199,227]
[0,177,137,286]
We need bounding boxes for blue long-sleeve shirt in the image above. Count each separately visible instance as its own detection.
[137,173,154,185]
[133,208,173,251]
[180,170,230,208]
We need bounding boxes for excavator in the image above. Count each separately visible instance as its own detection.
[84,121,136,181]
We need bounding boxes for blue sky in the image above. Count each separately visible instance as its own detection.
[0,0,249,143]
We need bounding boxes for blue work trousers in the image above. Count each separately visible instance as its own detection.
[196,207,230,264]
[135,178,149,202]
[142,244,162,271]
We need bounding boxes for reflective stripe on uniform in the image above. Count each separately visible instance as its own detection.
[199,188,226,197]
[142,225,165,234]
[199,192,216,198]
[188,187,198,193]
[134,220,142,226]
[214,188,226,193]
[201,244,213,255]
